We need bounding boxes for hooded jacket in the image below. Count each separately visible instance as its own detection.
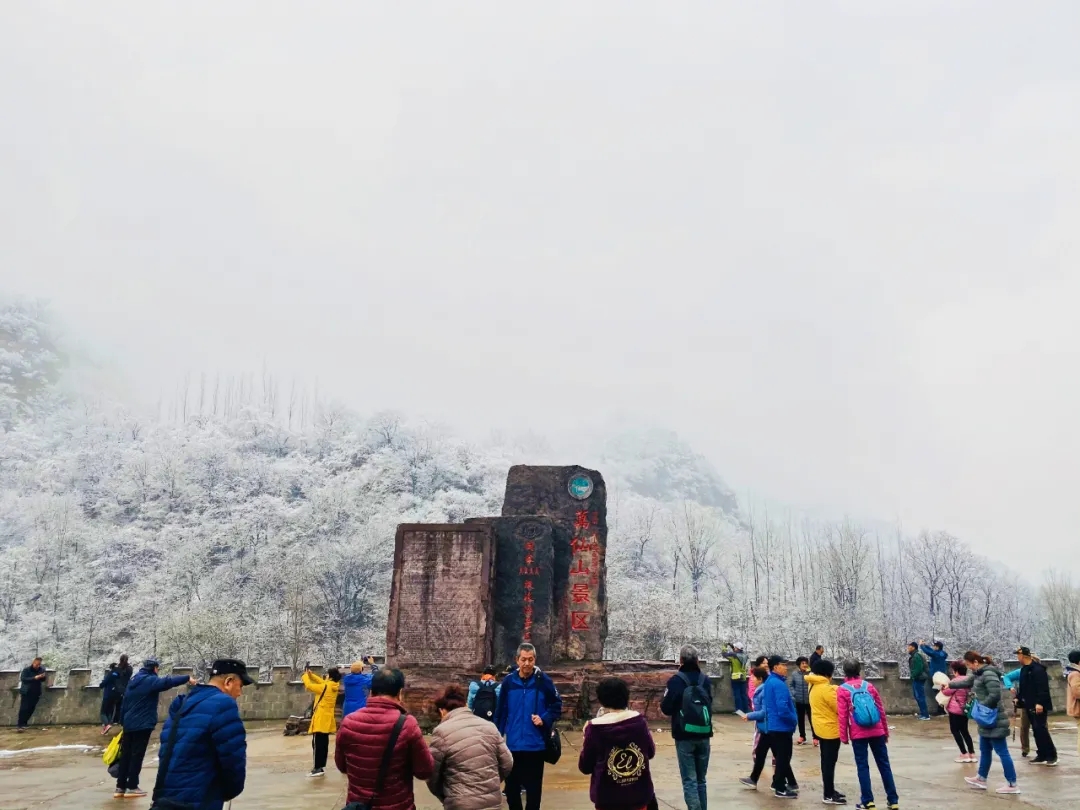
[302,671,341,734]
[156,685,247,810]
[804,673,839,740]
[1017,660,1053,713]
[335,695,434,810]
[342,670,373,717]
[494,668,562,753]
[578,709,656,810]
[660,664,714,740]
[920,644,949,677]
[121,666,191,732]
[949,666,1010,739]
[837,678,888,743]
[752,672,797,734]
[427,707,513,810]
[1066,663,1080,719]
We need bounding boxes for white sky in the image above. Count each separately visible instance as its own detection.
[2,1,1078,573]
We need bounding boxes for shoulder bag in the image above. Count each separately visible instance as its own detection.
[343,712,408,810]
[532,680,562,765]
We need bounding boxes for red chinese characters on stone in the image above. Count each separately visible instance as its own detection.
[569,558,590,577]
[522,577,534,641]
[571,611,590,630]
[571,583,591,604]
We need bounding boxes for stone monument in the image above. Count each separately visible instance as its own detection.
[385,523,495,669]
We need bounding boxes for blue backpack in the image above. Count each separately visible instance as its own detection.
[843,682,881,728]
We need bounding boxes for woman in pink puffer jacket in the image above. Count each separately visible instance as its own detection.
[942,661,975,763]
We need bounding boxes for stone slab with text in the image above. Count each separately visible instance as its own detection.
[502,465,607,661]
[385,523,495,669]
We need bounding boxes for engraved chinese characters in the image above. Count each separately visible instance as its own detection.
[485,517,556,665]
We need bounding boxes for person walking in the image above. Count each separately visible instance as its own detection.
[301,665,342,777]
[747,656,768,707]
[335,667,434,810]
[578,677,657,810]
[468,666,502,723]
[906,643,930,720]
[1015,647,1057,766]
[739,655,798,799]
[723,642,750,714]
[100,663,121,734]
[919,641,949,716]
[789,657,815,745]
[342,658,375,718]
[1066,650,1080,756]
[810,646,825,669]
[114,658,195,799]
[153,658,251,809]
[837,660,897,810]
[661,645,715,809]
[745,666,768,765]
[494,642,563,810]
[951,652,1019,794]
[941,661,975,763]
[428,684,513,810]
[17,657,48,732]
[806,659,846,805]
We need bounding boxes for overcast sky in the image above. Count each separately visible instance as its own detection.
[3,2,1078,574]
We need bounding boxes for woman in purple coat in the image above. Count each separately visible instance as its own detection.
[578,677,656,810]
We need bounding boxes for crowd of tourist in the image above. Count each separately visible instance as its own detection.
[9,640,1080,810]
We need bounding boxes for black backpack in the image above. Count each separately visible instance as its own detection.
[677,672,713,736]
[472,682,498,721]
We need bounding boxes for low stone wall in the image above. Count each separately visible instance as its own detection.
[3,659,1068,728]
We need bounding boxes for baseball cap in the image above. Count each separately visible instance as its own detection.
[767,655,788,670]
[1015,646,1032,657]
[210,658,254,685]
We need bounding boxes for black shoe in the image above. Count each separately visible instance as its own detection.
[1021,751,1030,758]
[775,790,799,799]
[1030,758,1047,765]
[824,797,848,805]
[740,778,758,790]
[1045,760,1058,767]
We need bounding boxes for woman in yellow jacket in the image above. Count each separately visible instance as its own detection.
[302,666,342,777]
[806,659,846,805]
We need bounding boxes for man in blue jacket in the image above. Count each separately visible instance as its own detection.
[114,658,195,799]
[919,640,949,716]
[756,656,800,799]
[154,658,252,810]
[494,643,562,810]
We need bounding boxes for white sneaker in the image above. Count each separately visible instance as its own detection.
[965,776,987,790]
[995,784,1021,794]
[306,769,325,778]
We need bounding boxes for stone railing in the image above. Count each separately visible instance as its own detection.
[3,658,1069,728]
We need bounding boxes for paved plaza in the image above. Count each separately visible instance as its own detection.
[2,716,1077,810]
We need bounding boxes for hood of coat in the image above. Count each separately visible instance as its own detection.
[1067,663,1080,676]
[804,673,835,689]
[586,710,649,743]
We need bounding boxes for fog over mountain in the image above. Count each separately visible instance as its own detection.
[2,2,1079,672]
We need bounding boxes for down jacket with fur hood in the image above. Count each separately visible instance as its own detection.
[578,709,656,810]
[427,707,513,810]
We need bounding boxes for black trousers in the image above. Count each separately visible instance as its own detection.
[17,692,40,728]
[1028,711,1057,761]
[949,713,974,754]
[819,738,841,799]
[751,732,796,792]
[115,728,152,791]
[796,702,814,740]
[312,732,330,769]
[506,750,546,810]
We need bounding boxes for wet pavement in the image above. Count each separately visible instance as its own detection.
[1,716,1077,810]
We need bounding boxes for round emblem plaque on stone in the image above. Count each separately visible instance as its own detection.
[567,473,594,500]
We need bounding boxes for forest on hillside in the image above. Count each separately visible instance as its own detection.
[2,300,1078,679]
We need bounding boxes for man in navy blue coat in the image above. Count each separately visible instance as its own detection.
[114,659,195,799]
[154,659,252,810]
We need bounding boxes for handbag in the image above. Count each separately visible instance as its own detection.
[342,712,408,810]
[969,699,999,729]
[149,696,204,810]
[102,730,123,766]
[532,684,561,765]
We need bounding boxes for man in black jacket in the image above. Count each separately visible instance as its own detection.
[1016,646,1057,766]
[17,657,48,731]
[661,645,713,810]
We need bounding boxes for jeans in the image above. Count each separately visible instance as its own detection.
[675,738,710,810]
[506,750,546,810]
[115,728,152,791]
[732,679,749,714]
[17,692,40,728]
[819,738,842,799]
[767,732,796,793]
[978,735,1017,783]
[311,732,330,770]
[1028,711,1057,761]
[949,713,974,754]
[851,736,898,806]
[912,680,929,717]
